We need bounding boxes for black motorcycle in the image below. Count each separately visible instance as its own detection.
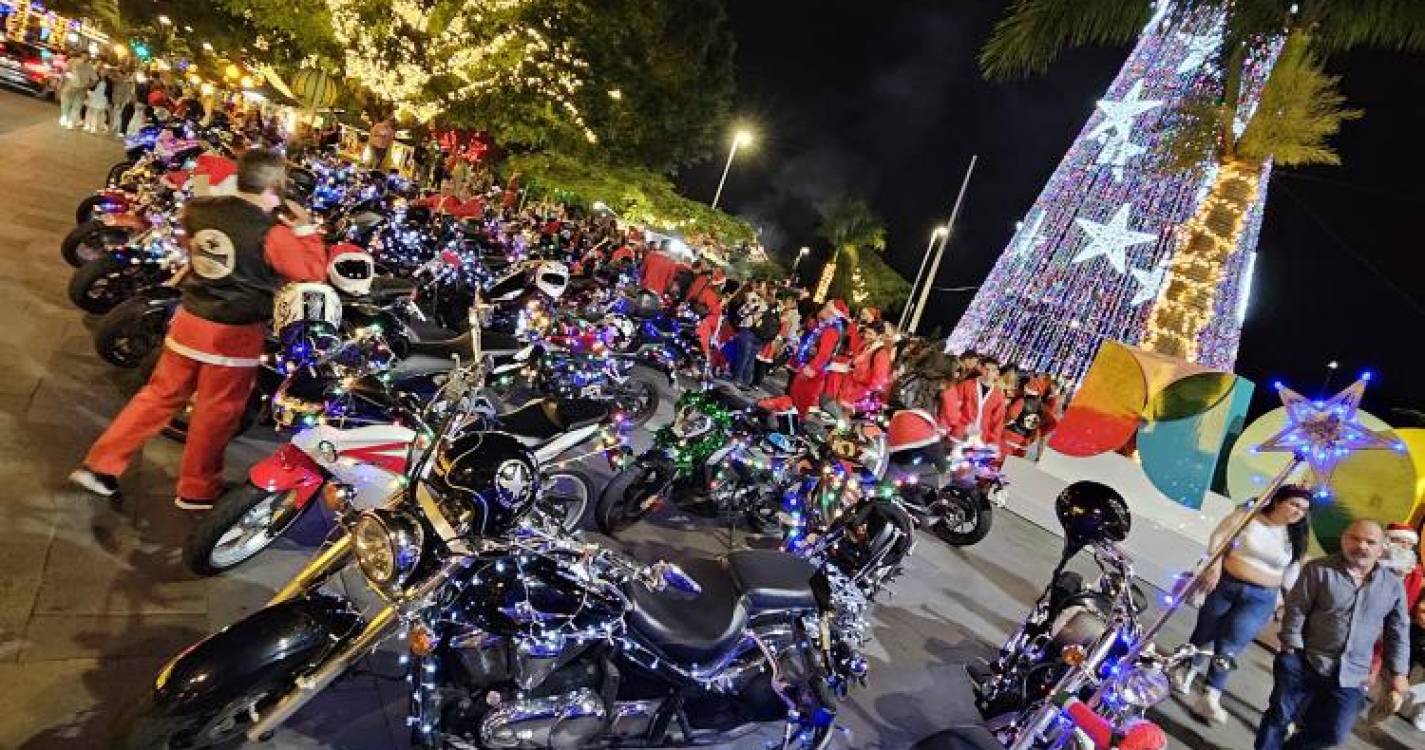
[488,341,661,427]
[113,404,861,750]
[886,438,1004,547]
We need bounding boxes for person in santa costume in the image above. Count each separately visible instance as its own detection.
[1001,374,1057,459]
[69,150,329,510]
[1366,521,1425,729]
[838,320,895,411]
[825,306,874,404]
[787,299,847,416]
[943,354,1007,447]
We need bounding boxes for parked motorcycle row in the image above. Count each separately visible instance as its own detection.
[62,125,1180,749]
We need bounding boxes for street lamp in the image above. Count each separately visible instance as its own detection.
[908,154,979,336]
[792,246,810,279]
[711,128,754,210]
[899,226,948,330]
[157,15,172,26]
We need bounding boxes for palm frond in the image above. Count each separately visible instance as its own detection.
[1236,32,1362,166]
[1300,0,1425,55]
[817,198,887,253]
[979,0,1154,80]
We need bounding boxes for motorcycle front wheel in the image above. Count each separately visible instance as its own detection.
[111,689,275,750]
[932,487,993,547]
[595,461,671,536]
[184,485,308,576]
[61,219,133,268]
[106,160,135,188]
[612,376,659,427]
[93,294,177,368]
[69,255,165,315]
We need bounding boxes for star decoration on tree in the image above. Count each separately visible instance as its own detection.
[1096,135,1146,181]
[1086,80,1163,143]
[1176,32,1220,74]
[1254,378,1406,486]
[1009,210,1045,260]
[1129,261,1168,306]
[1071,203,1158,274]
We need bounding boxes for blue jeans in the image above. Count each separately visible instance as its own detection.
[1255,651,1367,750]
[732,330,761,385]
[1189,573,1278,690]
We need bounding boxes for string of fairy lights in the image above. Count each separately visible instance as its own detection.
[947,4,1282,384]
[324,0,596,141]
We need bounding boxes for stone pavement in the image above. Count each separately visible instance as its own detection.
[0,89,1417,750]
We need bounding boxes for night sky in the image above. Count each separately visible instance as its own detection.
[677,0,1425,420]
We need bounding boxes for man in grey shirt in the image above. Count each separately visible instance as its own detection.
[1256,519,1411,749]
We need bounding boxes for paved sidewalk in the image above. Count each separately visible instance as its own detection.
[0,90,1418,750]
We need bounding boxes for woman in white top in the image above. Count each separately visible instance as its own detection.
[1177,484,1311,724]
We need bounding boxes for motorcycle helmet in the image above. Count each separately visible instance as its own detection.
[534,261,570,300]
[1054,480,1131,550]
[328,245,375,297]
[273,282,343,334]
[286,166,317,199]
[419,431,540,539]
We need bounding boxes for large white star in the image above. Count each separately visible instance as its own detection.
[1087,80,1163,143]
[1129,261,1168,306]
[1071,204,1158,275]
[1176,33,1220,74]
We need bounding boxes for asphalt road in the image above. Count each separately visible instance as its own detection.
[0,88,1416,750]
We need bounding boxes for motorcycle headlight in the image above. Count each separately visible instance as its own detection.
[1119,664,1171,709]
[353,510,424,588]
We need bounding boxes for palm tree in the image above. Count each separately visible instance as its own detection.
[980,0,1425,361]
[816,198,898,308]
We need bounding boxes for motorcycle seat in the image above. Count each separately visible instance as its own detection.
[499,398,608,441]
[625,557,749,666]
[406,331,475,359]
[367,276,416,303]
[724,549,819,613]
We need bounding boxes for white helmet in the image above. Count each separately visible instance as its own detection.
[328,246,375,296]
[273,282,343,333]
[534,260,569,300]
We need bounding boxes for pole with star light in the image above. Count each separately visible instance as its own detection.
[1088,375,1408,710]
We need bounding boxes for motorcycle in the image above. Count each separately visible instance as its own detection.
[913,481,1175,750]
[886,435,1005,548]
[67,219,185,315]
[487,341,662,428]
[594,386,747,535]
[116,399,861,749]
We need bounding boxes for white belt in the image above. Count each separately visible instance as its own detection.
[164,338,262,368]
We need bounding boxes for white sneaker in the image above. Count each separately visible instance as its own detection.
[1411,705,1425,732]
[1191,688,1228,724]
[1171,664,1198,696]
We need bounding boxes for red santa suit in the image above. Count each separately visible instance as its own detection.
[940,378,1007,445]
[641,249,678,296]
[839,341,893,409]
[824,321,865,407]
[693,283,724,359]
[788,301,847,416]
[83,194,328,502]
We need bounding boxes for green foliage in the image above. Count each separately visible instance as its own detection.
[117,0,337,70]
[51,0,122,32]
[1236,34,1362,166]
[816,198,907,311]
[505,152,757,245]
[979,0,1152,81]
[562,0,736,172]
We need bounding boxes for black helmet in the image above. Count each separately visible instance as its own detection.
[1054,480,1131,550]
[420,431,539,538]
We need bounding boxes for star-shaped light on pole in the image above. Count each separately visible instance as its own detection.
[1254,376,1407,488]
[1071,203,1158,274]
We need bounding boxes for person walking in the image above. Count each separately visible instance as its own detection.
[730,281,769,389]
[1174,485,1312,723]
[1255,519,1412,750]
[110,68,136,137]
[68,151,329,510]
[58,53,96,129]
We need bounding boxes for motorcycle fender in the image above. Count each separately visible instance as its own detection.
[152,594,363,712]
[248,443,325,507]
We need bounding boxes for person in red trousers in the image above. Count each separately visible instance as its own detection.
[788,299,847,415]
[70,150,329,510]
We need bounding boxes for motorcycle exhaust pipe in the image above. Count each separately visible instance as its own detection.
[246,557,466,740]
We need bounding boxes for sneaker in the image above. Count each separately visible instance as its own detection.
[1170,664,1198,697]
[1411,704,1425,732]
[1191,689,1228,724]
[174,496,216,511]
[69,468,120,498]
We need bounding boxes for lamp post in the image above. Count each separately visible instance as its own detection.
[908,154,979,335]
[711,129,753,210]
[899,226,949,330]
[792,246,809,280]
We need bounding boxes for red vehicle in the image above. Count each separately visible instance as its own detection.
[0,40,58,98]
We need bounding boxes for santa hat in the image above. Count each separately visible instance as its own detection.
[830,299,850,318]
[1386,523,1419,546]
[193,154,238,197]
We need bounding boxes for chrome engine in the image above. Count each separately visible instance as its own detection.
[479,688,607,749]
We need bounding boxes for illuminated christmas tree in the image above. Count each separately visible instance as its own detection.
[948,6,1281,383]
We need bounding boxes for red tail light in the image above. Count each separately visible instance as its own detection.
[23,60,50,75]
